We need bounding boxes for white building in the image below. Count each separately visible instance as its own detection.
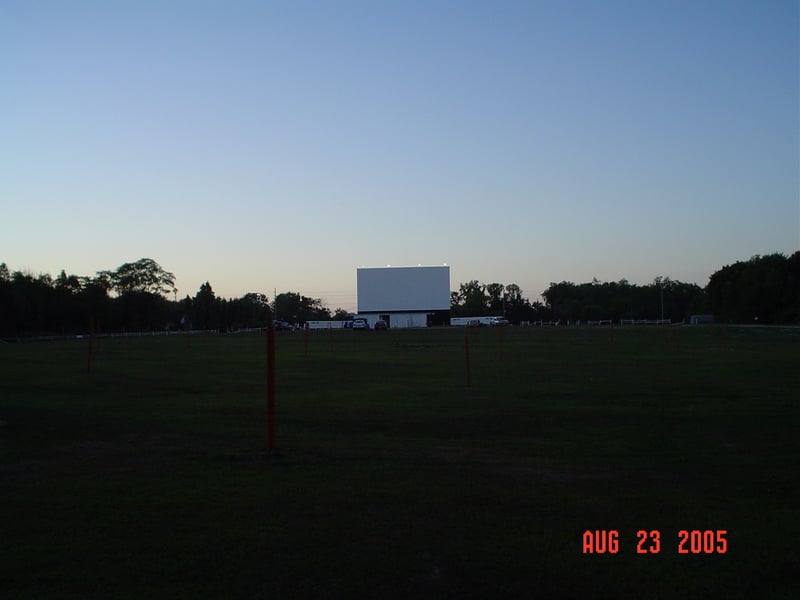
[355,266,451,328]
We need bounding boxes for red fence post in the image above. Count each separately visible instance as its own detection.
[498,325,504,358]
[87,317,94,372]
[465,334,472,387]
[266,324,277,453]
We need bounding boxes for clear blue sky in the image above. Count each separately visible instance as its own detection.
[2,0,798,312]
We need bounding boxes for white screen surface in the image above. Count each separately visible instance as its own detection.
[357,266,450,312]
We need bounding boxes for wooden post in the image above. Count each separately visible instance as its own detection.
[498,325,504,358]
[266,324,277,453]
[465,334,471,387]
[87,317,94,372]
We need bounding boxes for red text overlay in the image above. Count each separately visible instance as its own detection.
[582,530,728,554]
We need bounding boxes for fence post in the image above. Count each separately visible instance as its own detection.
[465,334,471,387]
[266,324,277,453]
[498,325,504,358]
[87,317,94,372]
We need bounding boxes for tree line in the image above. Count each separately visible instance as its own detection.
[450,252,799,325]
[0,258,335,337]
[704,252,799,324]
[450,277,706,323]
[1,252,797,336]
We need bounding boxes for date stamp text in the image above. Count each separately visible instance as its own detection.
[582,530,728,554]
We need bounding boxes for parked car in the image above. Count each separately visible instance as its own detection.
[489,317,509,326]
[274,320,293,331]
[374,320,388,330]
[352,318,369,330]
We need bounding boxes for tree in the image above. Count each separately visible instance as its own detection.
[4,270,57,333]
[542,277,703,323]
[226,293,272,330]
[451,280,488,316]
[79,274,113,326]
[112,290,172,331]
[502,283,539,324]
[332,308,353,320]
[451,280,542,323]
[706,253,798,323]
[275,292,330,324]
[55,269,82,294]
[542,282,578,321]
[110,258,176,297]
[505,283,523,304]
[486,283,505,314]
[450,291,461,311]
[193,282,218,330]
[93,270,115,293]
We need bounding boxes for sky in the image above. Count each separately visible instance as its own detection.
[2,0,798,312]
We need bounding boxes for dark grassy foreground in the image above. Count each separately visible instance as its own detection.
[1,326,798,599]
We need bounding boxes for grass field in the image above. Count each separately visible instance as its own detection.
[1,326,798,599]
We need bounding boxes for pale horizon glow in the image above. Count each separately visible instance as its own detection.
[2,1,798,314]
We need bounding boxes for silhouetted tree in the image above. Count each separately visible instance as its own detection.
[193,282,218,330]
[110,258,176,297]
[542,277,703,323]
[706,252,799,323]
[333,308,353,320]
[275,292,330,324]
[226,293,272,330]
[450,281,544,323]
[451,280,489,316]
[486,283,505,314]
[3,252,793,336]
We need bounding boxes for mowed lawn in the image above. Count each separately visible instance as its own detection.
[1,326,798,599]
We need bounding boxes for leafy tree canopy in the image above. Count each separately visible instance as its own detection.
[333,308,353,320]
[110,258,176,297]
[275,292,331,324]
[706,252,799,323]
